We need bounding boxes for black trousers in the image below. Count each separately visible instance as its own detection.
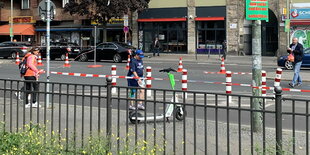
[24,76,38,104]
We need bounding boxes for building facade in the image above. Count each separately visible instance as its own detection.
[131,0,310,56]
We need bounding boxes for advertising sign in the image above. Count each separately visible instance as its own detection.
[246,0,269,21]
[290,8,310,19]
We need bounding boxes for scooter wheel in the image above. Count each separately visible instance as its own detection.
[175,106,187,121]
[129,111,142,124]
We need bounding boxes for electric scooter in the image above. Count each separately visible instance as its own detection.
[129,68,186,124]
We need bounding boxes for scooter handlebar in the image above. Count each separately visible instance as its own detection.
[159,68,177,73]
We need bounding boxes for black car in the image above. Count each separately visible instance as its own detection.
[78,42,136,63]
[40,42,80,60]
[0,41,31,59]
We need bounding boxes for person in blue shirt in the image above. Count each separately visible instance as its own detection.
[127,50,145,110]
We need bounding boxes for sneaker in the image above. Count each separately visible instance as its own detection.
[14,92,21,100]
[129,105,136,110]
[137,104,145,110]
[32,102,41,108]
[289,83,295,88]
[25,103,31,108]
[296,83,302,87]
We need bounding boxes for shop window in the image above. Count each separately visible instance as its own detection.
[21,0,30,9]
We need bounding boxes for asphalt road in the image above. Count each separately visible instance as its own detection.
[0,57,310,131]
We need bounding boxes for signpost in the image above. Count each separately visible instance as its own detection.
[38,0,56,108]
[10,0,13,41]
[124,15,128,44]
[246,0,269,132]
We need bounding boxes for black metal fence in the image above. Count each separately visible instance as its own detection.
[0,78,309,154]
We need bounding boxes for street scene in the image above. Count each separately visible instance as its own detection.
[0,0,310,154]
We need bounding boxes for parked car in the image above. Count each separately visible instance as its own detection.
[278,48,310,70]
[0,41,31,59]
[78,42,136,63]
[40,42,80,60]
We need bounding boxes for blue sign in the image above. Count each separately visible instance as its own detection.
[290,8,310,19]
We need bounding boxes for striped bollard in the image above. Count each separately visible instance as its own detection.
[125,54,130,70]
[182,69,188,99]
[146,66,152,97]
[226,71,232,103]
[273,68,282,95]
[15,52,20,65]
[262,70,267,96]
[111,65,117,94]
[219,57,226,74]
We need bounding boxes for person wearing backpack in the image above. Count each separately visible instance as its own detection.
[23,47,45,108]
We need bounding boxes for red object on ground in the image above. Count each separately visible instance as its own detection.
[177,57,183,72]
[15,52,20,65]
[63,53,71,67]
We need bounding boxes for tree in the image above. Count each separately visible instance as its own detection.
[64,0,150,41]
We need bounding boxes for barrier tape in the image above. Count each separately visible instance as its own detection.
[50,71,310,93]
[204,71,252,75]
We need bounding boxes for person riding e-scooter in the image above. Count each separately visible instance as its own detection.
[127,50,145,110]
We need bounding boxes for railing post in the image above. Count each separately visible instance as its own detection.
[275,86,283,155]
[106,77,112,151]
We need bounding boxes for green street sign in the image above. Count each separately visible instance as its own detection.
[285,19,290,32]
[9,27,13,38]
[246,0,269,21]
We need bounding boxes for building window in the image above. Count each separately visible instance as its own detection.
[197,21,226,54]
[21,0,30,9]
[63,0,69,8]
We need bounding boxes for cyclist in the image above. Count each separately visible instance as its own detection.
[127,50,145,110]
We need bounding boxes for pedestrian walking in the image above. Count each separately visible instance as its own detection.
[221,40,227,60]
[127,50,145,110]
[152,37,160,57]
[23,47,45,108]
[288,37,304,88]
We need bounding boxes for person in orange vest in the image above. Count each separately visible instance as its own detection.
[23,47,45,108]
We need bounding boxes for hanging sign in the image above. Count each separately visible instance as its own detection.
[246,0,269,21]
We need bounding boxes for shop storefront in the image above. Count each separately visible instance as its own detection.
[195,6,226,54]
[138,8,188,53]
[290,6,310,50]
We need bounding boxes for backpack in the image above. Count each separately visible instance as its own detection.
[19,56,28,75]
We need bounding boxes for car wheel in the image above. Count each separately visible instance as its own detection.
[113,53,122,63]
[11,52,17,59]
[60,54,66,61]
[285,60,293,70]
[79,54,88,62]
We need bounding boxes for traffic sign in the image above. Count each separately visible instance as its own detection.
[123,26,129,33]
[124,15,128,27]
[38,0,56,22]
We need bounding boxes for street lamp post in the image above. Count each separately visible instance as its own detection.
[10,0,14,41]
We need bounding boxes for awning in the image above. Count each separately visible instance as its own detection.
[137,18,187,22]
[291,20,310,26]
[0,24,35,35]
[195,17,225,21]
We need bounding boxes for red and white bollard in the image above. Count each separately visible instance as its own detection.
[177,57,183,72]
[219,57,226,74]
[261,70,267,96]
[125,54,130,70]
[15,52,20,65]
[111,65,117,94]
[226,71,232,103]
[182,69,188,99]
[63,53,71,67]
[146,66,152,97]
[274,68,282,87]
[37,53,44,66]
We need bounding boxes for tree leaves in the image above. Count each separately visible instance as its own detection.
[64,0,150,24]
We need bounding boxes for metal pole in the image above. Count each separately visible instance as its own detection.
[46,0,51,107]
[286,0,291,46]
[125,31,127,44]
[10,0,13,42]
[94,25,97,65]
[252,20,262,132]
[106,77,112,151]
[275,86,283,155]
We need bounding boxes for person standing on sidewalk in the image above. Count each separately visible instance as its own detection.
[24,47,45,108]
[127,50,145,110]
[152,37,160,57]
[288,37,304,88]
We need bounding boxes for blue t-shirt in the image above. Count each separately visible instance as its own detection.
[127,58,144,77]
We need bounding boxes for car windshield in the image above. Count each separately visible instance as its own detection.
[116,42,135,49]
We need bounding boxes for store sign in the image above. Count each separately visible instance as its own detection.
[91,18,124,25]
[9,16,36,24]
[246,0,269,21]
[290,8,310,19]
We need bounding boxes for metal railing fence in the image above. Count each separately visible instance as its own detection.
[0,78,309,154]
